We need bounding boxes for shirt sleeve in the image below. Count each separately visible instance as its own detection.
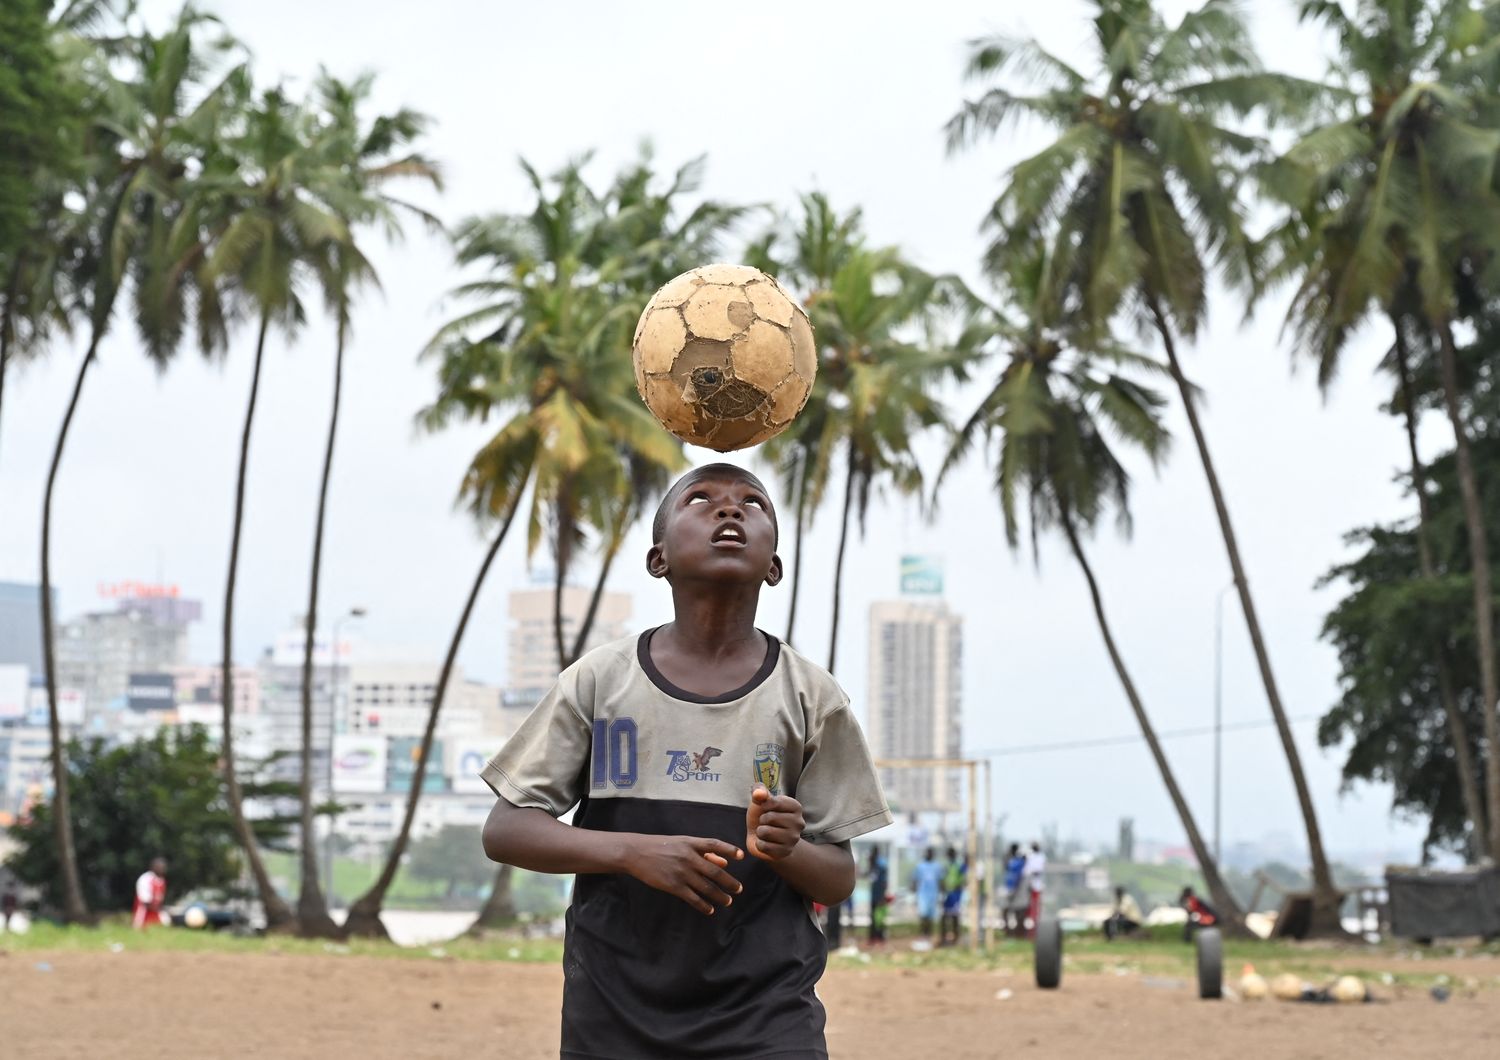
[136,872,154,904]
[795,699,893,845]
[479,667,592,816]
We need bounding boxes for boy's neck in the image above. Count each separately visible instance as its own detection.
[662,580,763,657]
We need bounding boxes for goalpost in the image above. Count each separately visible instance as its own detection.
[873,757,994,951]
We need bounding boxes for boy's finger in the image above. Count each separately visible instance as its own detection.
[696,860,744,895]
[696,838,744,861]
[755,811,802,829]
[687,873,735,907]
[750,786,771,804]
[703,852,729,868]
[677,886,715,916]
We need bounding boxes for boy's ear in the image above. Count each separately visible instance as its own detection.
[646,544,669,580]
[764,553,784,588]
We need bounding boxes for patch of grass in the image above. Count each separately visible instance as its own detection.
[0,919,564,964]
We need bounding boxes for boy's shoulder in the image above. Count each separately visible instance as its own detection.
[767,636,848,706]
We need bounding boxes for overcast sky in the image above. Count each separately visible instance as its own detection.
[0,1,1445,863]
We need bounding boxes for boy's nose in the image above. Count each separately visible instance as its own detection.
[716,506,743,520]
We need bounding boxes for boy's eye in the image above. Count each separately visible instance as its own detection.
[744,496,765,509]
[686,493,709,505]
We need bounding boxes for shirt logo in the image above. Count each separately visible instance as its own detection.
[665,746,723,783]
[754,742,784,794]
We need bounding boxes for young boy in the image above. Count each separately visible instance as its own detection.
[480,464,892,1059]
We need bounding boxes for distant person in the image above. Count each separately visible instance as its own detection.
[1180,886,1218,942]
[912,847,943,938]
[867,847,890,945]
[1,886,16,931]
[133,857,168,929]
[1024,842,1047,934]
[1003,843,1026,935]
[1104,885,1143,940]
[939,846,967,946]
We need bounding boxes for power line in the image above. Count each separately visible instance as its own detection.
[967,713,1323,760]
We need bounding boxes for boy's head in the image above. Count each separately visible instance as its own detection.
[647,463,782,588]
[151,857,167,875]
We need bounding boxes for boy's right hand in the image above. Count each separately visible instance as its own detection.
[621,835,744,915]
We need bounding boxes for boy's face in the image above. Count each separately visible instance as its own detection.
[648,469,782,587]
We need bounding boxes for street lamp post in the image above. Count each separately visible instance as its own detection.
[1213,582,1233,867]
[324,606,366,902]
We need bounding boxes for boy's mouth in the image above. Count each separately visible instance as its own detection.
[710,524,747,547]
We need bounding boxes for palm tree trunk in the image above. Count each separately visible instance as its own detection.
[1393,325,1489,860]
[785,449,809,646]
[1061,513,1246,933]
[0,255,24,474]
[1434,319,1500,858]
[1147,298,1340,933]
[39,334,101,925]
[343,495,522,940]
[827,445,857,674]
[568,513,629,666]
[223,312,295,932]
[553,516,569,672]
[295,315,348,938]
[469,863,517,934]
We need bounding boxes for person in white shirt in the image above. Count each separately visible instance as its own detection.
[133,857,167,929]
[1023,842,1047,933]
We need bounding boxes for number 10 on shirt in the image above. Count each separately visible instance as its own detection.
[592,717,638,790]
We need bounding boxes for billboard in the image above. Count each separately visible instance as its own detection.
[900,555,944,595]
[270,631,354,668]
[332,735,388,793]
[450,737,500,795]
[0,665,27,720]
[127,672,176,712]
[389,736,447,794]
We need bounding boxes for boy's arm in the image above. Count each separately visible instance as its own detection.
[745,786,855,906]
[482,797,745,916]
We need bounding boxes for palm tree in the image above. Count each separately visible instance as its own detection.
[204,84,346,933]
[948,0,1342,929]
[749,193,862,647]
[940,247,1246,928]
[35,6,242,924]
[1269,0,1500,860]
[341,157,687,939]
[287,72,441,936]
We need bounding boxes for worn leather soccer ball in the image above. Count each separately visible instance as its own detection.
[633,264,815,452]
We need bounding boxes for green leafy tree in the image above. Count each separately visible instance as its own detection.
[1320,330,1500,858]
[289,72,440,938]
[939,246,1246,929]
[404,825,495,899]
[1269,0,1500,860]
[36,5,243,925]
[7,728,296,913]
[948,0,1340,930]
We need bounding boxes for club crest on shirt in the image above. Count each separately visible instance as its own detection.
[665,746,723,783]
[754,742,784,794]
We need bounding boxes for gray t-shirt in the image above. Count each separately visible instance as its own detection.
[481,628,892,1059]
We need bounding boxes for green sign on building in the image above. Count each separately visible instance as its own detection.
[900,555,943,595]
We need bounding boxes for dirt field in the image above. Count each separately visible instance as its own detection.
[4,949,1498,1059]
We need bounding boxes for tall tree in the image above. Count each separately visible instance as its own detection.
[948,0,1341,930]
[36,5,241,924]
[940,247,1246,928]
[342,156,688,938]
[1270,0,1500,860]
[289,72,440,936]
[205,84,345,933]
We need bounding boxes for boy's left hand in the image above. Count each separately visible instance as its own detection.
[746,786,804,861]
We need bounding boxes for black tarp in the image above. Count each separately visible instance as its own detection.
[1386,866,1500,939]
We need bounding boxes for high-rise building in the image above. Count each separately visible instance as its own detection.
[506,585,632,703]
[0,581,53,675]
[55,591,200,719]
[866,600,963,813]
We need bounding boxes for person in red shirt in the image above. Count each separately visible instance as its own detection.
[1180,885,1218,942]
[133,857,168,929]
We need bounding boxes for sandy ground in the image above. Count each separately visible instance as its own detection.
[4,949,1498,1059]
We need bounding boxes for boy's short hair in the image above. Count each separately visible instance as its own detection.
[651,463,778,546]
